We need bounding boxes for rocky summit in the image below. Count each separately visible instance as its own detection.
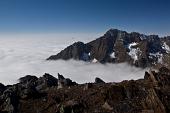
[47,29,170,68]
[0,67,170,113]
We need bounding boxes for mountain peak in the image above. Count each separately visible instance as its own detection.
[47,29,170,68]
[104,28,126,37]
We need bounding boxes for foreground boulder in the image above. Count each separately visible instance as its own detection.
[0,67,170,113]
[36,73,58,92]
[57,73,77,89]
[18,75,39,99]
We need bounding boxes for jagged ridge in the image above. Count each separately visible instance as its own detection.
[47,29,170,68]
[0,67,170,113]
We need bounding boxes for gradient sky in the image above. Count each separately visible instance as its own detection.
[0,0,170,36]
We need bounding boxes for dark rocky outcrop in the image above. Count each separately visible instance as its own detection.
[57,73,77,89]
[47,42,90,61]
[0,73,77,113]
[36,73,58,92]
[95,77,105,84]
[19,75,38,84]
[47,29,170,68]
[0,67,170,113]
[18,75,39,99]
[0,83,6,95]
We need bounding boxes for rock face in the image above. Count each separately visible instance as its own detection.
[47,29,170,68]
[0,83,5,95]
[0,73,77,113]
[0,67,170,113]
[95,77,105,84]
[36,73,58,92]
[47,42,90,61]
[57,73,77,89]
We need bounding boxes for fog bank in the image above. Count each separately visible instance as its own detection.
[0,34,146,85]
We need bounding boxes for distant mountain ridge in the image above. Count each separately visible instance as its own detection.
[47,29,170,68]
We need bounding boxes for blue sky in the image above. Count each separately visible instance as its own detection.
[0,0,170,36]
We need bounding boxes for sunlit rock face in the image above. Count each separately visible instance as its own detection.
[47,41,91,61]
[47,29,170,68]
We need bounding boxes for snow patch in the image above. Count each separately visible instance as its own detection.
[149,52,163,64]
[92,58,98,63]
[158,54,163,64]
[128,42,141,63]
[110,52,116,58]
[162,42,170,53]
[128,48,141,62]
[128,42,138,49]
[139,35,147,40]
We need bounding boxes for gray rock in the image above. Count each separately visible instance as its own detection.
[57,73,77,89]
[36,73,58,92]
[47,41,90,61]
[95,77,105,84]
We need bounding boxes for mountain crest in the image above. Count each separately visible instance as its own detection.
[47,28,170,68]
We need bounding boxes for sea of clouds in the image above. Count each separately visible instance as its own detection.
[0,33,146,85]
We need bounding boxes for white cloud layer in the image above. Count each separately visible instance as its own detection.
[0,34,146,85]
